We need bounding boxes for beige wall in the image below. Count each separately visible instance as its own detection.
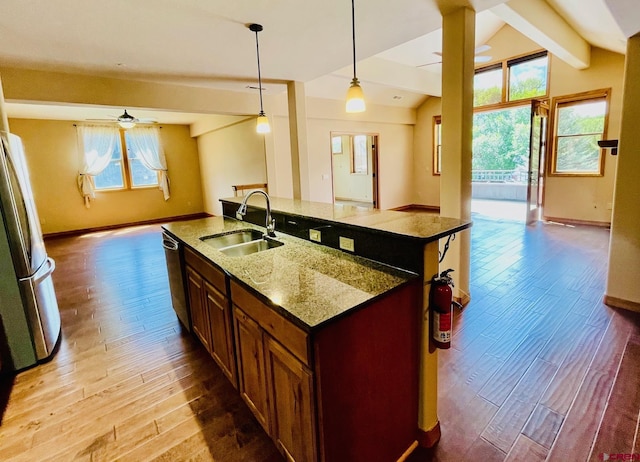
[412,25,625,224]
[414,97,441,207]
[8,119,203,234]
[544,47,624,223]
[606,35,640,308]
[197,118,267,216]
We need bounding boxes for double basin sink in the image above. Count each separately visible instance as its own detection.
[200,229,283,257]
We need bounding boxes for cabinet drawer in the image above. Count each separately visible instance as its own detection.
[184,246,226,294]
[231,280,310,365]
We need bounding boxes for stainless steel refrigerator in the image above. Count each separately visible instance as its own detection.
[0,131,61,371]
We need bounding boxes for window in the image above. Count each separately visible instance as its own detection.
[93,136,125,190]
[474,65,503,107]
[433,116,442,175]
[508,53,548,101]
[550,89,609,176]
[94,129,160,190]
[351,135,368,174]
[474,51,548,108]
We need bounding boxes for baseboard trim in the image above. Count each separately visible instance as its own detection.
[44,212,211,240]
[392,204,441,213]
[397,441,420,461]
[604,295,640,313]
[417,421,441,448]
[543,216,611,228]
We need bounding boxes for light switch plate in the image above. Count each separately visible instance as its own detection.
[339,236,355,252]
[310,229,322,242]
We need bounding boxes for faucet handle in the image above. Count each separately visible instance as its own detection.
[266,218,276,237]
[236,203,248,220]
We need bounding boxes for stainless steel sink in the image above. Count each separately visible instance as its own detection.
[200,229,264,249]
[218,237,284,257]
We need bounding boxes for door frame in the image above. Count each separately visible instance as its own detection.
[526,99,549,224]
[329,132,379,208]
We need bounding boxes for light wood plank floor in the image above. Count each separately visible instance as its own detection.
[0,225,282,462]
[1,217,639,461]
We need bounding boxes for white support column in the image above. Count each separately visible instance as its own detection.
[440,7,474,306]
[287,81,310,200]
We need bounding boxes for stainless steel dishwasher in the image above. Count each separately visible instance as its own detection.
[162,231,190,331]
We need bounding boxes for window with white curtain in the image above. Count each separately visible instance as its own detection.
[91,129,160,190]
[78,125,170,206]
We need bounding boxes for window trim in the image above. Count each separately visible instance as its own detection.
[474,50,549,110]
[548,88,611,177]
[433,115,442,175]
[94,127,160,192]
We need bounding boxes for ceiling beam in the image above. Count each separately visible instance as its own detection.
[492,0,591,69]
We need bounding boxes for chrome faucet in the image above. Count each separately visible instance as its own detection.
[236,190,276,237]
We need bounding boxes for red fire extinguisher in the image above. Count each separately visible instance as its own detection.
[429,269,454,349]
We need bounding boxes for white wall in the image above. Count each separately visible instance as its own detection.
[265,96,416,209]
[197,118,267,216]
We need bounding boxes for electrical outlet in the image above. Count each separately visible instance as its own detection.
[339,236,355,252]
[310,229,322,242]
[607,202,613,210]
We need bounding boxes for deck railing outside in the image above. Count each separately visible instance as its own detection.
[472,169,529,183]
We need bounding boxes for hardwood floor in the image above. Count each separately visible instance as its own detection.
[0,225,282,462]
[410,215,640,462]
[1,217,638,461]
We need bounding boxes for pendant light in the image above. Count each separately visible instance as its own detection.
[249,23,271,134]
[346,0,365,113]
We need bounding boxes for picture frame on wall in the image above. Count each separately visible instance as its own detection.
[332,136,342,154]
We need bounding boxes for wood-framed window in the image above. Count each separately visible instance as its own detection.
[549,89,610,176]
[433,115,442,175]
[474,51,549,108]
[94,129,160,191]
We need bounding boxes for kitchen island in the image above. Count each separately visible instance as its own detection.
[162,198,471,462]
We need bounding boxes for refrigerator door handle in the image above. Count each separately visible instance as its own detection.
[19,257,56,285]
[162,236,179,251]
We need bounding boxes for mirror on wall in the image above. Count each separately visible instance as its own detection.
[330,132,378,208]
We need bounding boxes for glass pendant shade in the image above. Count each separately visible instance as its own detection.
[346,78,366,113]
[118,121,136,129]
[256,113,271,134]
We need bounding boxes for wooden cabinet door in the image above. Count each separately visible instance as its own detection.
[204,281,236,386]
[233,307,270,432]
[186,266,211,353]
[265,336,316,462]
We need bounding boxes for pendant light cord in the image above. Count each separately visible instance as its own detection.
[254,30,265,115]
[351,0,357,80]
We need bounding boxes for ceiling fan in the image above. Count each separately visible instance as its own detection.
[417,44,492,68]
[87,109,157,128]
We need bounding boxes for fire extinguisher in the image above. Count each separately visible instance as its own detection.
[429,269,454,349]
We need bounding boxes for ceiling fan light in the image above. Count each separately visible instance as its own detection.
[118,121,136,129]
[256,113,271,134]
[346,78,366,113]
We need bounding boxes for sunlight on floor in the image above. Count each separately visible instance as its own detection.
[471,199,527,222]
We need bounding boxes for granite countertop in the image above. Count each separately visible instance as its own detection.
[162,216,418,332]
[220,196,472,242]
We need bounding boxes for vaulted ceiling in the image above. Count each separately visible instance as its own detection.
[0,0,637,122]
